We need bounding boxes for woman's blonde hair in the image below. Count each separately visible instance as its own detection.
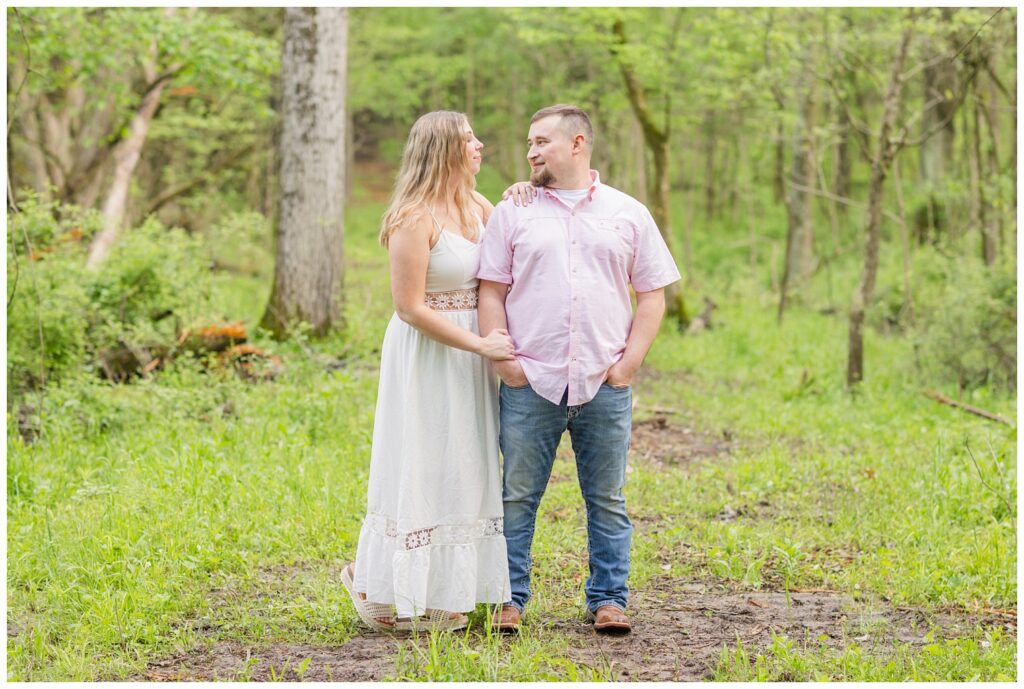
[379,111,479,247]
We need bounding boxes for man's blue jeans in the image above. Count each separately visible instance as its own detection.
[499,382,633,614]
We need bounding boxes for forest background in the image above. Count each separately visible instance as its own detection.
[5,6,1018,681]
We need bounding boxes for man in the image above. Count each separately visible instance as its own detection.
[477,105,681,634]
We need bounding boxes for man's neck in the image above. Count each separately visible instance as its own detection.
[548,168,592,191]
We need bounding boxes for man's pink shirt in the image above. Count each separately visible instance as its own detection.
[477,171,681,406]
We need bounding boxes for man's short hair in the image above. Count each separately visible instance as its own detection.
[530,104,593,148]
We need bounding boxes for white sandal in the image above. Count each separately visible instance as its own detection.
[394,608,469,633]
[341,563,396,631]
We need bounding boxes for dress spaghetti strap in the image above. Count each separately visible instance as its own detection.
[426,208,444,232]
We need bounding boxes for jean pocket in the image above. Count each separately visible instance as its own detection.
[503,381,531,390]
[603,382,631,391]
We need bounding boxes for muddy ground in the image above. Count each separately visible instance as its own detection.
[140,580,1014,681]
[138,418,1016,681]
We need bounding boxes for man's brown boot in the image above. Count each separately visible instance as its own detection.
[491,605,521,633]
[588,605,631,634]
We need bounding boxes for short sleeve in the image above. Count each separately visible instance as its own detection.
[630,205,682,293]
[477,200,515,285]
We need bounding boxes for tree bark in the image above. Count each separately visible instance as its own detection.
[977,79,1004,257]
[892,156,913,323]
[87,8,183,270]
[85,75,172,270]
[917,22,958,245]
[611,19,687,327]
[261,7,348,338]
[777,53,819,324]
[834,100,852,213]
[702,111,716,220]
[972,95,997,266]
[847,27,913,386]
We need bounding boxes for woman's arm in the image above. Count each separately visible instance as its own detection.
[389,212,513,361]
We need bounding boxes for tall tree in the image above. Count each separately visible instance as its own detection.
[777,34,820,323]
[87,8,183,270]
[261,7,348,338]
[844,25,914,386]
[610,13,689,327]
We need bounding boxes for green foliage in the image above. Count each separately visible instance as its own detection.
[913,256,1016,391]
[7,198,213,396]
[7,196,96,393]
[202,210,273,277]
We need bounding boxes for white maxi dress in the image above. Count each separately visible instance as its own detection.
[353,223,511,618]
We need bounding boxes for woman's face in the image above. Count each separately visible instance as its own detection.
[462,120,483,175]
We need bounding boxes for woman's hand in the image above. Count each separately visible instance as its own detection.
[477,329,515,361]
[501,182,538,207]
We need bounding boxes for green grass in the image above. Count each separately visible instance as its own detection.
[6,174,1016,680]
[713,627,1017,681]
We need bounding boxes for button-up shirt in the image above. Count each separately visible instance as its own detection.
[477,170,681,406]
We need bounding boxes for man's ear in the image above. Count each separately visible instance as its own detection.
[572,134,586,154]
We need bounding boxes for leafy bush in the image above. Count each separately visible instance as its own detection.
[912,256,1016,392]
[203,210,273,276]
[7,198,213,397]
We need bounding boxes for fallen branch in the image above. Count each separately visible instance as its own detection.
[921,389,1014,426]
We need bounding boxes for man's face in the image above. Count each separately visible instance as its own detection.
[527,115,576,187]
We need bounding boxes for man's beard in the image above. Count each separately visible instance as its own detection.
[530,165,555,187]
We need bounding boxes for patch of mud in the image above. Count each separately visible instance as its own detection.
[144,562,1015,682]
[551,579,1016,681]
[141,637,400,681]
[630,416,735,471]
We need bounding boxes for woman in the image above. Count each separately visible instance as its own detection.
[342,111,515,632]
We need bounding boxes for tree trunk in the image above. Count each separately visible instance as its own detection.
[742,141,758,274]
[261,7,348,338]
[703,111,716,220]
[85,76,171,270]
[847,27,913,386]
[977,79,1005,257]
[834,102,852,213]
[773,122,785,204]
[777,58,819,324]
[972,95,997,266]
[17,104,51,196]
[893,156,913,324]
[649,137,688,324]
[611,19,687,327]
[632,115,647,203]
[918,38,958,246]
[87,8,182,270]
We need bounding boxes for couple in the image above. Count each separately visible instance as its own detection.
[342,105,680,635]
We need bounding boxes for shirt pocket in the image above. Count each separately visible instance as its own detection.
[592,219,634,264]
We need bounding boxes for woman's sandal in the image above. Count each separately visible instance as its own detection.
[341,563,396,631]
[393,608,469,633]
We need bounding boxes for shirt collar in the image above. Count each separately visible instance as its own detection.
[541,169,602,203]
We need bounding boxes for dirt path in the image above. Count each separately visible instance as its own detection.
[141,580,1014,681]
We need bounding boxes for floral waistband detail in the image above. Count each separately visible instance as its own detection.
[425,288,478,311]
